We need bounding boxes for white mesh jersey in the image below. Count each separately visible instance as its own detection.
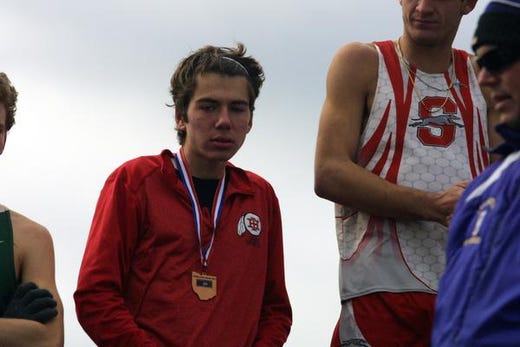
[336,40,490,301]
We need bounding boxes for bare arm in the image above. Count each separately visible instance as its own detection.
[0,212,64,347]
[0,319,56,347]
[314,42,467,226]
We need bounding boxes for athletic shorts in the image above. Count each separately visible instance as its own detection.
[330,292,436,347]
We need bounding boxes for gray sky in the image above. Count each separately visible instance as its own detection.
[0,1,487,345]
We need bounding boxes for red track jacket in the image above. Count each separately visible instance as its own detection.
[74,150,292,346]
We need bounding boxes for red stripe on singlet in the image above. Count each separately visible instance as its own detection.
[373,40,414,184]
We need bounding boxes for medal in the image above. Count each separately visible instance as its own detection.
[173,149,226,301]
[192,271,217,300]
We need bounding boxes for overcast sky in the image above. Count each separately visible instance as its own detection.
[1,1,488,345]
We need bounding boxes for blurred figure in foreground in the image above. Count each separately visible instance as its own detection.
[433,1,520,346]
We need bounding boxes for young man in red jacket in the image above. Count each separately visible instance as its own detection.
[74,43,292,347]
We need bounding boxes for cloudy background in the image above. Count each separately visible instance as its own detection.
[1,1,487,345]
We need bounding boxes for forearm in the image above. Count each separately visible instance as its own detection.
[0,318,62,347]
[253,269,292,346]
[253,306,292,347]
[75,177,157,346]
[315,159,446,223]
[74,286,157,346]
[253,208,292,346]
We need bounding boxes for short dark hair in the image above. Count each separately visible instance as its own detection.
[0,72,18,131]
[170,43,265,145]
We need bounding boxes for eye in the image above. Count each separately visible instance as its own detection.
[229,102,250,114]
[199,103,217,112]
[230,105,248,113]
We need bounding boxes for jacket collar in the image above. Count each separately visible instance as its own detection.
[490,123,520,156]
[160,149,255,196]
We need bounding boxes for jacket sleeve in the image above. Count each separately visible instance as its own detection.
[74,168,158,347]
[254,187,292,346]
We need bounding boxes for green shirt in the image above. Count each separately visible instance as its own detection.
[0,207,17,313]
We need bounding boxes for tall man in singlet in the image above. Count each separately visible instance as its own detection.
[314,0,500,346]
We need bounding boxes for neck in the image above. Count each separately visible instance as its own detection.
[397,36,453,73]
[181,149,226,179]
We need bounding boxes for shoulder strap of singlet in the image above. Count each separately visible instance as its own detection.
[371,40,414,183]
[0,207,17,313]
[373,40,401,73]
[451,48,490,174]
[373,40,409,106]
[453,48,471,94]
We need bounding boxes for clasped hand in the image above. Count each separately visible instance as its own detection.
[2,282,58,323]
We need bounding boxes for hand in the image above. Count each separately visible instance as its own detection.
[436,180,470,227]
[3,282,58,323]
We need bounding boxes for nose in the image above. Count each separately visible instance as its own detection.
[415,0,434,13]
[215,107,232,129]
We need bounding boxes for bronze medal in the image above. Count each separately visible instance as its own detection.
[192,271,217,300]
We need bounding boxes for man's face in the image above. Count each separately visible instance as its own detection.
[0,104,6,155]
[400,0,475,46]
[176,73,252,177]
[476,45,520,130]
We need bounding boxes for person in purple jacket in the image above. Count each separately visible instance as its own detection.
[432,1,520,346]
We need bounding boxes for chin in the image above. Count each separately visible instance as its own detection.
[507,118,520,130]
[209,150,237,163]
[499,111,520,129]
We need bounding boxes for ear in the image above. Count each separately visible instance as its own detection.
[462,0,477,15]
[175,110,186,131]
[247,114,253,133]
[0,136,6,155]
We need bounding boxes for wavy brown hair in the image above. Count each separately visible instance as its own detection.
[0,73,18,131]
[170,43,265,145]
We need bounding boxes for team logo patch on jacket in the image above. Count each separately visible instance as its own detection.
[237,212,262,236]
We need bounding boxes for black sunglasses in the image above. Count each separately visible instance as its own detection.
[476,48,520,73]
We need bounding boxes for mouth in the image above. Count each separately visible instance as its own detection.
[492,92,512,111]
[412,18,437,28]
[212,136,233,142]
[211,137,235,147]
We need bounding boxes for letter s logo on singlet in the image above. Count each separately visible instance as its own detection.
[409,97,462,147]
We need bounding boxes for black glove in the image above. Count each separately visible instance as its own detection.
[0,298,6,316]
[3,282,58,323]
